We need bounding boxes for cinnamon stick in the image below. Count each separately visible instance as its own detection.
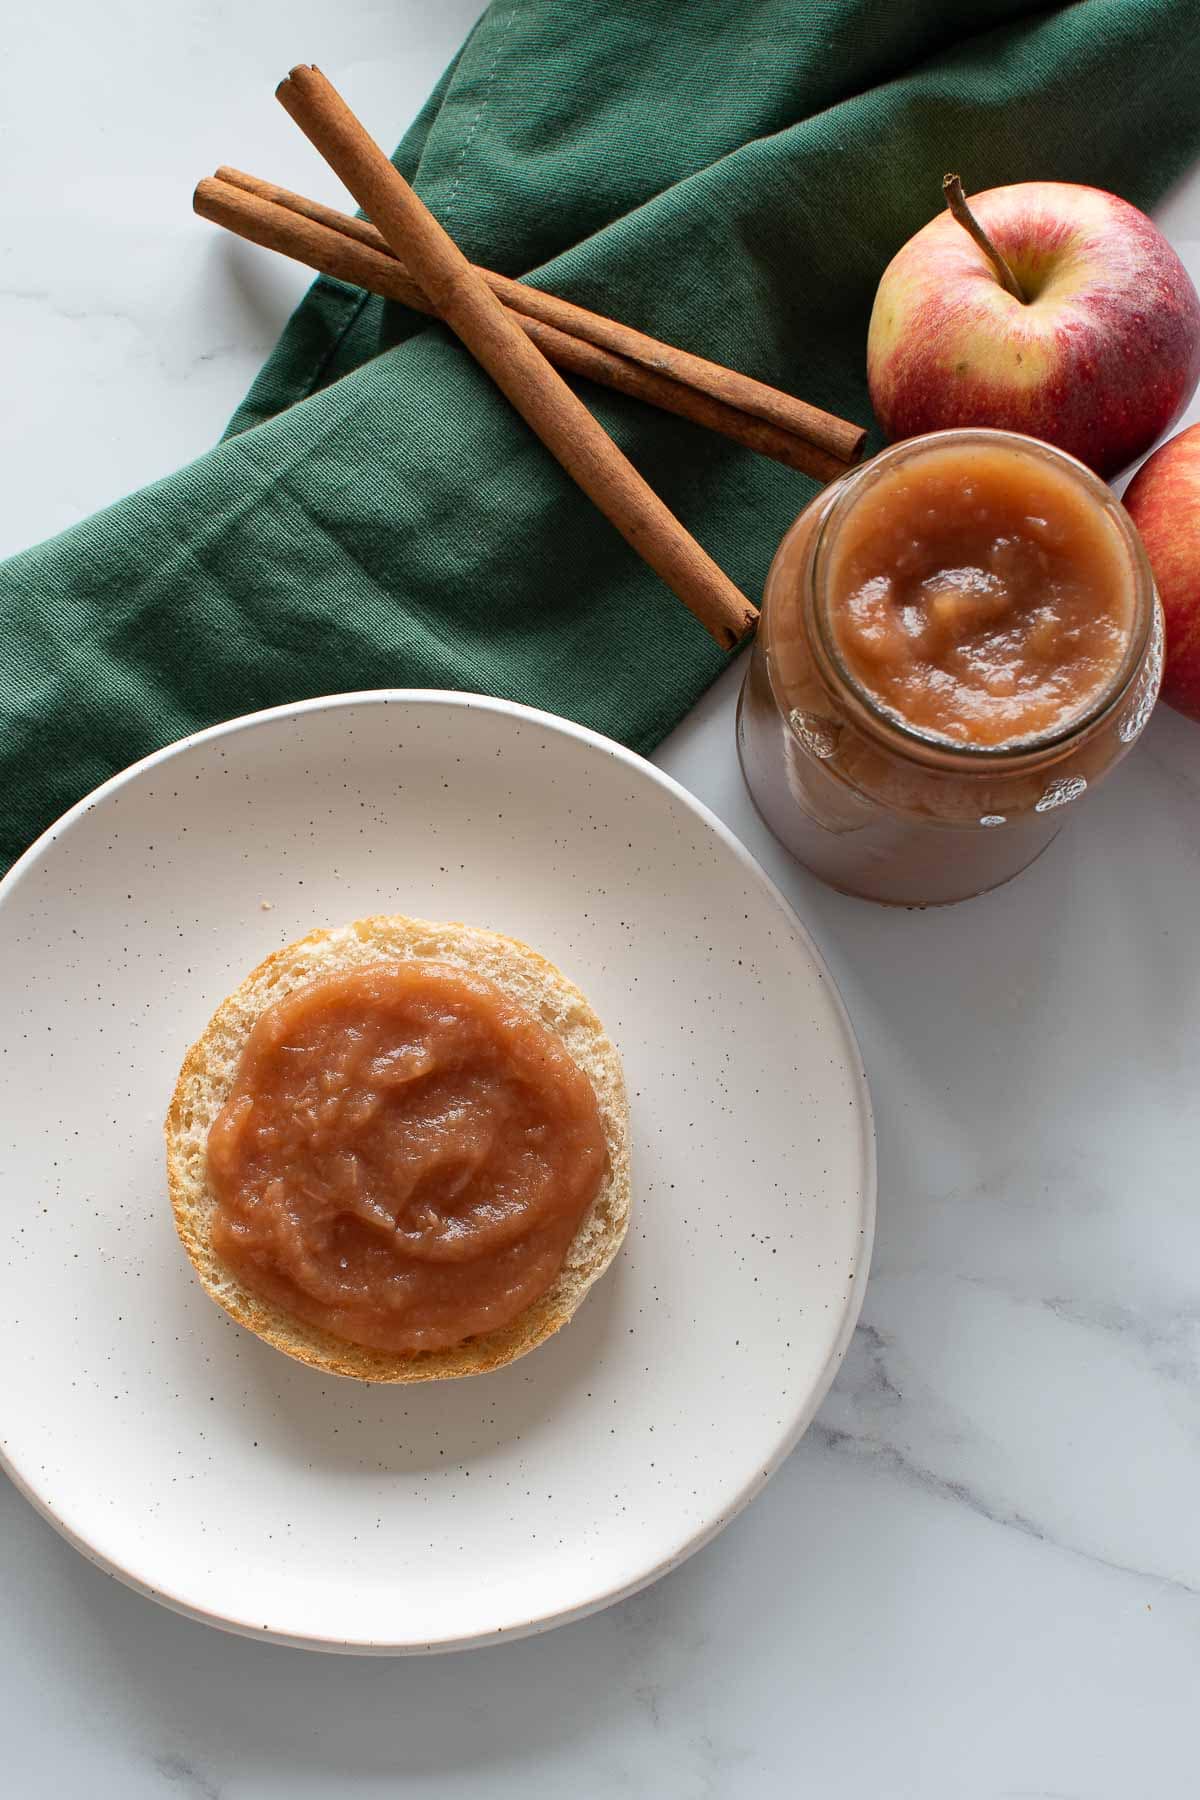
[276,64,759,649]
[213,166,865,474]
[194,173,849,481]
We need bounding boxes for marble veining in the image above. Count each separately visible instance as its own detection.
[2,3,1199,1797]
[154,1755,223,1800]
[814,1304,1200,1598]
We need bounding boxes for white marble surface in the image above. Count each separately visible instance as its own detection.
[3,4,1199,1795]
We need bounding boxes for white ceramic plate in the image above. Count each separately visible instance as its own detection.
[0,692,873,1652]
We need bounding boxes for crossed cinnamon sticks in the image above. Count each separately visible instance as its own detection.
[197,66,867,648]
[197,170,862,488]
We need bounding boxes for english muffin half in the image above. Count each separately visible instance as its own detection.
[165,915,630,1382]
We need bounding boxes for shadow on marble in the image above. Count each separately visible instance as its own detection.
[50,1471,735,1789]
[39,1430,921,1792]
[196,235,310,354]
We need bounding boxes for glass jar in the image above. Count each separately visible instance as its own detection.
[737,428,1163,906]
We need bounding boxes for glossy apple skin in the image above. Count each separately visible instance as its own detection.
[867,182,1200,479]
[1123,422,1200,722]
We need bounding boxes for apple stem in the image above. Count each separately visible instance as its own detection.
[942,173,1027,303]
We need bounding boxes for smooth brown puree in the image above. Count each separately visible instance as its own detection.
[206,961,608,1353]
[826,443,1134,747]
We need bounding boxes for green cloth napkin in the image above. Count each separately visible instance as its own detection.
[3,0,1198,872]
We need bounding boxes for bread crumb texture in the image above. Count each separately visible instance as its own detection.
[165,916,630,1384]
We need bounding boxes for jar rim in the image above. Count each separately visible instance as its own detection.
[804,428,1156,772]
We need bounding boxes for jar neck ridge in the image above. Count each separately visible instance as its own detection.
[789,429,1156,778]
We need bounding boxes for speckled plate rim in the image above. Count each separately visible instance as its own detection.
[0,689,876,1654]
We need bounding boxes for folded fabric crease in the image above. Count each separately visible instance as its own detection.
[1,0,1198,871]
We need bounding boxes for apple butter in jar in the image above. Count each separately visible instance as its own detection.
[737,428,1163,905]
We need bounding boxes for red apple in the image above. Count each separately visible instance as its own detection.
[867,180,1200,479]
[1123,422,1200,722]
